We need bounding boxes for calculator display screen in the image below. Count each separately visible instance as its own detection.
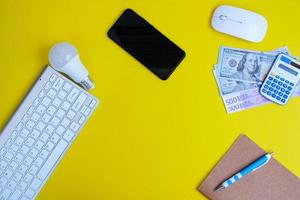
[278,64,298,76]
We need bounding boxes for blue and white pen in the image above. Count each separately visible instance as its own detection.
[215,152,274,191]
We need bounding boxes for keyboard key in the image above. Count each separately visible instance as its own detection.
[72,93,87,111]
[271,83,276,87]
[61,118,71,127]
[287,86,292,90]
[80,106,87,113]
[20,128,30,138]
[262,89,267,93]
[275,85,280,90]
[58,90,67,99]
[90,100,97,107]
[50,134,60,143]
[11,144,19,152]
[56,126,66,135]
[47,106,57,115]
[63,82,72,92]
[283,95,288,99]
[45,125,55,134]
[51,117,60,126]
[24,173,33,183]
[24,157,34,166]
[0,160,8,170]
[29,149,39,158]
[0,189,12,199]
[15,137,24,146]
[29,165,39,175]
[37,140,68,180]
[67,110,76,119]
[12,172,23,182]
[79,116,85,124]
[84,108,91,116]
[273,79,278,83]
[278,81,283,86]
[283,84,287,88]
[276,96,281,101]
[53,77,64,90]
[9,162,18,171]
[7,181,17,190]
[61,101,71,110]
[34,140,44,150]
[70,122,80,132]
[268,76,273,81]
[45,142,55,151]
[22,115,29,123]
[4,152,14,161]
[42,113,52,123]
[5,139,13,148]
[267,91,271,96]
[40,150,50,159]
[40,133,50,142]
[53,98,62,107]
[25,137,35,147]
[31,129,41,139]
[47,89,57,98]
[44,82,51,90]
[42,96,52,106]
[4,169,13,179]
[33,99,40,107]
[16,122,23,131]
[56,109,66,119]
[30,178,42,190]
[64,130,75,142]
[27,106,34,115]
[25,188,36,198]
[271,94,276,98]
[15,154,24,163]
[11,189,22,200]
[20,145,30,155]
[266,80,271,85]
[281,99,286,103]
[50,74,57,82]
[67,88,79,102]
[0,177,8,187]
[290,82,295,86]
[281,88,285,92]
[286,90,291,95]
[33,157,44,167]
[36,105,46,114]
[26,120,35,130]
[280,77,284,81]
[17,181,28,191]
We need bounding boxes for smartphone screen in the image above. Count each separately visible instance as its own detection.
[108,9,186,80]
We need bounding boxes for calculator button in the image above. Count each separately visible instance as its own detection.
[278,92,283,96]
[290,82,294,86]
[283,95,288,99]
[285,80,289,84]
[281,99,286,103]
[280,77,285,81]
[273,79,278,83]
[285,90,291,95]
[287,86,292,90]
[276,96,281,101]
[276,85,280,90]
[283,84,287,88]
[281,88,285,92]
[269,87,274,92]
[278,82,283,86]
[268,76,273,81]
[264,85,269,89]
[266,80,271,85]
[267,91,272,96]
[272,94,276,98]
[276,75,280,79]
[273,90,278,94]
[271,83,276,87]
[262,89,267,93]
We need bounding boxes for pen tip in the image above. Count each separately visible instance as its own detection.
[215,185,225,191]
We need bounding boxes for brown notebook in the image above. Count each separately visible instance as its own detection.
[199,134,300,200]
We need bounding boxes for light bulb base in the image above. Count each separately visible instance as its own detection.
[80,76,95,90]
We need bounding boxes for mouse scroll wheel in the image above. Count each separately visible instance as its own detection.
[219,15,228,20]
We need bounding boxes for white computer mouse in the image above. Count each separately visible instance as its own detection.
[211,5,268,43]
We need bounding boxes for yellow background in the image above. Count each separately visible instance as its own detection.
[0,0,300,199]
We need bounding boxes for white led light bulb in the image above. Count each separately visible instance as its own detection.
[49,42,95,90]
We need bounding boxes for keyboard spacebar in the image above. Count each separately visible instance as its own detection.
[37,140,68,180]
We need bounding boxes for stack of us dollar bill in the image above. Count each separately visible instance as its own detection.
[214,46,300,114]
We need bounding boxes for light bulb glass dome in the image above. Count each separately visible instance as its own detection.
[49,42,78,69]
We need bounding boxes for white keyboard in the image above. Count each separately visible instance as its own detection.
[0,66,99,200]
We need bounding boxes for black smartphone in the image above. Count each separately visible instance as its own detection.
[108,9,186,80]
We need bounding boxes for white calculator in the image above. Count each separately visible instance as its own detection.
[260,54,300,105]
